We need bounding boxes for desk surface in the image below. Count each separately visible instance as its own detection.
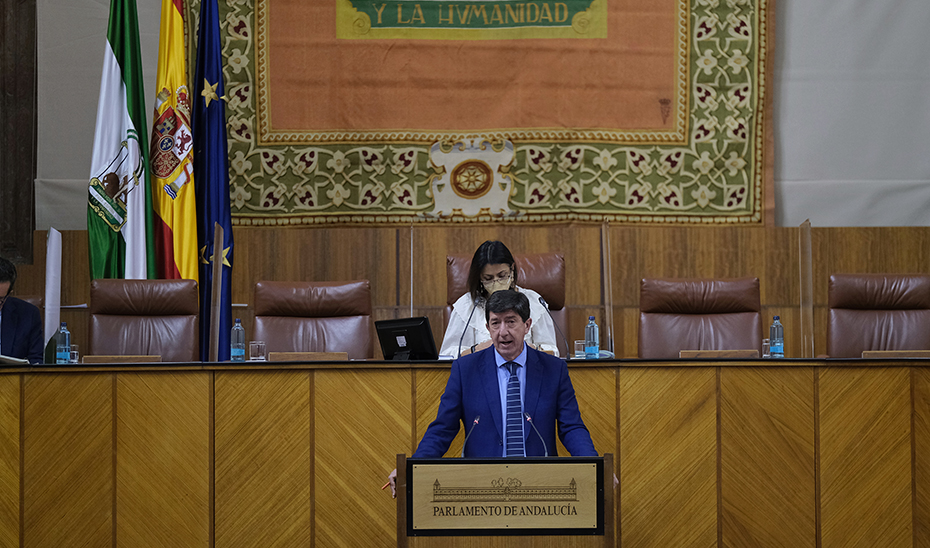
[4,356,930,373]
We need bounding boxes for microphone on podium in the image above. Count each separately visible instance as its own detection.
[524,412,548,457]
[538,296,569,357]
[461,415,480,457]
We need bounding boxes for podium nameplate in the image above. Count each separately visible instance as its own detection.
[406,457,604,536]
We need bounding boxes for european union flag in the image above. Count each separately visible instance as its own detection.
[193,0,233,362]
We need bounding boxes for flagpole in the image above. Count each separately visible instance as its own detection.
[209,222,224,362]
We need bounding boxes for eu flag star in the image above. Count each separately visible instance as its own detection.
[201,78,226,108]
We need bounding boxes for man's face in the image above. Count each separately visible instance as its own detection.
[0,281,10,312]
[487,309,532,362]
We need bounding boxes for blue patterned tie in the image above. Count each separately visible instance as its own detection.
[505,362,524,457]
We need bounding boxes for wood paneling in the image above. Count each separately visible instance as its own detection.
[232,227,399,306]
[408,534,610,548]
[619,367,717,548]
[820,367,912,547]
[214,371,312,548]
[116,373,210,548]
[9,362,930,545]
[314,369,411,548]
[915,368,930,548]
[23,373,112,548]
[720,367,816,547]
[0,375,19,547]
[0,0,36,263]
[15,226,930,359]
[562,367,619,540]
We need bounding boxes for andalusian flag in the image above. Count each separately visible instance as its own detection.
[150,0,198,281]
[194,0,234,361]
[87,0,155,280]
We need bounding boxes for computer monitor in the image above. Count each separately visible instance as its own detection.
[375,316,439,361]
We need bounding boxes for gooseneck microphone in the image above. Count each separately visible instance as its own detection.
[524,412,548,457]
[456,299,480,359]
[538,296,569,357]
[461,415,481,457]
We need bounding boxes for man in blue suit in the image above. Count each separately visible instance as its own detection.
[0,257,43,364]
[386,289,596,496]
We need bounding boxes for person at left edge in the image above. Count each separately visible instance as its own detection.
[0,257,44,364]
[384,290,596,496]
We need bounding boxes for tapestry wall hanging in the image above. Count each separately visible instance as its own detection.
[212,0,772,225]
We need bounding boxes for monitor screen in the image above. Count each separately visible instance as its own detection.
[375,317,439,361]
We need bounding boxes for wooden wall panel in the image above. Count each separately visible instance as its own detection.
[619,367,717,548]
[0,375,19,547]
[16,226,930,360]
[314,369,411,548]
[720,367,815,547]
[231,227,400,306]
[23,373,112,548]
[115,373,210,548]
[820,367,911,547]
[555,367,616,460]
[8,363,930,545]
[560,367,618,539]
[214,371,311,548]
[0,0,36,264]
[914,368,930,548]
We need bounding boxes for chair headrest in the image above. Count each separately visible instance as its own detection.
[446,252,565,309]
[829,274,930,310]
[90,279,199,315]
[254,280,372,317]
[640,278,761,314]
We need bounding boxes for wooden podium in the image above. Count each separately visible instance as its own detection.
[396,454,614,548]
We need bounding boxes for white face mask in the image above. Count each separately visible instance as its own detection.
[482,274,513,295]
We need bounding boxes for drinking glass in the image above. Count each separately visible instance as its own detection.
[574,340,585,359]
[249,341,266,361]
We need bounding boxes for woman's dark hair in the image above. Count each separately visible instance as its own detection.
[467,240,517,302]
[0,257,16,294]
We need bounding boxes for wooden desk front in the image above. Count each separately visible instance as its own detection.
[0,359,924,547]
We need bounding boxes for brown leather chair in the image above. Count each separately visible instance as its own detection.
[639,278,762,359]
[446,253,567,357]
[253,280,373,360]
[828,274,930,358]
[16,295,44,321]
[89,279,199,362]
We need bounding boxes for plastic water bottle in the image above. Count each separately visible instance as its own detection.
[56,322,71,364]
[769,316,784,358]
[584,316,599,359]
[231,318,245,362]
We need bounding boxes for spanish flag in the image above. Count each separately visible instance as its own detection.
[150,0,198,281]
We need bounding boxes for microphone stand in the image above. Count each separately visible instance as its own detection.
[538,296,569,358]
[456,299,479,359]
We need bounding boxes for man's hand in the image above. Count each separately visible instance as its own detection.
[382,468,398,498]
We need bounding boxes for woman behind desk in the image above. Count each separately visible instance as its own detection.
[439,240,559,358]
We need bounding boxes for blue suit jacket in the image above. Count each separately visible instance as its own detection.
[0,297,43,364]
[413,345,597,458]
